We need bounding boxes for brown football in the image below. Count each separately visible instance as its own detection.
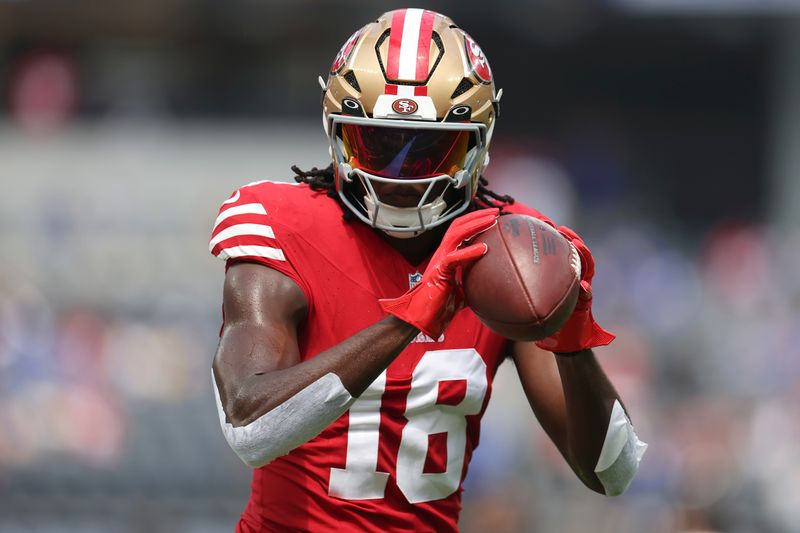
[463,214,581,341]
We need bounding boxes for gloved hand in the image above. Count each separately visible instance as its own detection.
[535,225,615,354]
[380,209,499,339]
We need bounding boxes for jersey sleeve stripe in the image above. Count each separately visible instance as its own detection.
[214,203,267,228]
[217,245,286,261]
[209,223,276,252]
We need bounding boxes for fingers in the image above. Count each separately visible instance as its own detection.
[452,208,500,226]
[579,280,592,301]
[442,243,488,269]
[445,209,499,246]
[558,225,595,280]
[557,225,580,241]
[574,242,594,280]
[450,209,499,235]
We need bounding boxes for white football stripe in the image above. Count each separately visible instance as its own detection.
[209,223,276,251]
[217,245,286,262]
[396,85,415,97]
[398,8,423,80]
[214,203,267,228]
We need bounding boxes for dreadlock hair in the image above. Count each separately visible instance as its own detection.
[473,175,515,211]
[291,163,515,215]
[291,164,337,193]
[291,163,358,221]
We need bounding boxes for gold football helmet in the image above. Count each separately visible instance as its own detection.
[322,8,501,236]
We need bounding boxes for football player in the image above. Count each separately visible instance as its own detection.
[209,9,646,532]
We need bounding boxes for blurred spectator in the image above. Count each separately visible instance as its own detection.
[8,49,77,134]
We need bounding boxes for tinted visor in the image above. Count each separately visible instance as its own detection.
[340,124,471,179]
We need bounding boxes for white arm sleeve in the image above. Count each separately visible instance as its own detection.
[212,370,355,468]
[594,400,648,496]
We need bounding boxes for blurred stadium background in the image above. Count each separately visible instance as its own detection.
[1,1,800,532]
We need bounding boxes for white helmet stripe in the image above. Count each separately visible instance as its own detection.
[387,9,435,84]
[398,9,423,80]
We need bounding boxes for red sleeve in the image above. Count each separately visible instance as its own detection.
[208,183,312,303]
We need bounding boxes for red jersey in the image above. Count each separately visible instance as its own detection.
[210,181,547,533]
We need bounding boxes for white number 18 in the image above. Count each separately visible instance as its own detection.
[329,349,488,504]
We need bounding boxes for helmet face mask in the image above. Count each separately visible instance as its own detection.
[328,113,486,236]
[322,9,500,236]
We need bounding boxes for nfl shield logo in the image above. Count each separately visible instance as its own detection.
[408,273,423,289]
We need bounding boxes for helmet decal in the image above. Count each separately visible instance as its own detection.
[331,29,362,74]
[464,34,492,83]
[391,98,418,115]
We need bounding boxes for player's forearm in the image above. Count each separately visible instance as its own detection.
[213,316,418,468]
[219,316,418,427]
[555,349,624,493]
[304,315,419,396]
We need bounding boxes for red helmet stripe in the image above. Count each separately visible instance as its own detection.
[415,10,435,81]
[385,10,406,80]
[414,86,428,96]
[385,9,434,84]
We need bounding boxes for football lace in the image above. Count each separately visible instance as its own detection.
[569,243,582,280]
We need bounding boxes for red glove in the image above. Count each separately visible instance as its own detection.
[535,225,615,354]
[380,209,499,339]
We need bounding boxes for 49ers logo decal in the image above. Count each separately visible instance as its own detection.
[464,34,492,83]
[331,29,361,73]
[392,98,418,115]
